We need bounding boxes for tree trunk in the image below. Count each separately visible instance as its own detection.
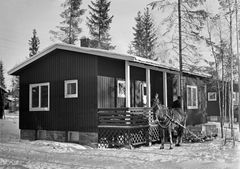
[178,0,183,111]
[229,2,234,138]
[236,0,240,132]
[217,80,223,138]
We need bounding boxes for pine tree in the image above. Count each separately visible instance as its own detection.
[132,11,144,57]
[0,60,5,88]
[11,76,19,111]
[29,29,40,57]
[149,0,208,67]
[50,0,86,44]
[142,7,157,59]
[127,43,135,55]
[87,0,115,50]
[132,8,157,59]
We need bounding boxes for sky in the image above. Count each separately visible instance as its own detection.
[0,0,153,89]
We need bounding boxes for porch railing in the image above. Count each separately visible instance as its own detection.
[97,107,160,148]
[98,107,151,127]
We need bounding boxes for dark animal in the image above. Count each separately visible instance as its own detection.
[154,104,186,149]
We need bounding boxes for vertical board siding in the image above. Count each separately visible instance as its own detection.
[97,76,115,108]
[97,57,125,108]
[130,66,146,107]
[150,70,163,105]
[183,74,207,125]
[97,76,125,108]
[167,73,174,108]
[19,49,97,132]
[98,57,125,78]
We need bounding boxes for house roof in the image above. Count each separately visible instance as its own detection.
[8,43,211,78]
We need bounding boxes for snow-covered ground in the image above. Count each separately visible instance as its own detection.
[0,113,240,169]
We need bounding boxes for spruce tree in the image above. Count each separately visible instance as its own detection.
[50,0,85,44]
[87,0,115,50]
[127,43,135,55]
[132,11,144,57]
[142,7,157,59]
[132,8,157,59]
[29,29,40,57]
[11,76,19,111]
[0,60,5,88]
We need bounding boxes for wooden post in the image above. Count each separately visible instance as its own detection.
[177,73,181,96]
[146,68,151,108]
[125,61,130,107]
[163,71,168,107]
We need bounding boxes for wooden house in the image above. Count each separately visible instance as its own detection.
[207,82,239,122]
[8,43,211,146]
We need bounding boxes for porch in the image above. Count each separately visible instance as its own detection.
[97,107,162,148]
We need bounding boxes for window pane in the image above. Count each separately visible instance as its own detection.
[67,83,76,95]
[187,87,192,107]
[41,85,48,108]
[143,86,146,95]
[193,88,197,107]
[32,86,39,108]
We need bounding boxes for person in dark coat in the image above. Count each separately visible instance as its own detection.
[152,93,161,121]
[172,96,181,109]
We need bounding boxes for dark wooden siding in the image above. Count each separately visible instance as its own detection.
[97,57,125,108]
[206,81,220,117]
[130,66,146,107]
[98,57,125,78]
[166,73,179,108]
[183,75,207,125]
[150,70,163,105]
[130,66,146,81]
[18,49,98,132]
[206,82,239,120]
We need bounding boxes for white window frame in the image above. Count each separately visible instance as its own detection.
[233,92,236,101]
[208,92,217,101]
[64,80,78,98]
[29,82,50,111]
[187,85,198,109]
[117,80,126,98]
[142,82,147,105]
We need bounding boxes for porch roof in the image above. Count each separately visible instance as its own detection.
[8,43,211,78]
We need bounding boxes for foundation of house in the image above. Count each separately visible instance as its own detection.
[20,129,98,147]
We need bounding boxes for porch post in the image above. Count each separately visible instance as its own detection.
[177,73,181,96]
[163,71,168,107]
[146,68,151,107]
[125,61,130,107]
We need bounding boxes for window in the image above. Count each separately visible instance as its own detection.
[64,80,78,98]
[187,85,198,109]
[142,83,147,105]
[233,92,239,105]
[117,80,126,98]
[29,82,50,111]
[208,92,217,101]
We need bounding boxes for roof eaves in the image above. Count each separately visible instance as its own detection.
[8,43,59,75]
[8,43,136,75]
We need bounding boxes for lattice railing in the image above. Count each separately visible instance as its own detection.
[97,107,167,148]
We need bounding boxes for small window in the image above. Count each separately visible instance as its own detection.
[117,80,126,98]
[29,82,50,111]
[65,80,78,98]
[233,92,239,105]
[187,85,198,109]
[208,92,217,101]
[142,83,147,105]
